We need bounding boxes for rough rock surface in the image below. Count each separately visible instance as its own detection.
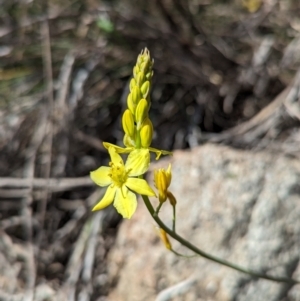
[106,144,300,301]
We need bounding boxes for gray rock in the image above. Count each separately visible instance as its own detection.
[106,144,300,301]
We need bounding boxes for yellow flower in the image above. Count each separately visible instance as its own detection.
[154,164,177,205]
[90,147,155,219]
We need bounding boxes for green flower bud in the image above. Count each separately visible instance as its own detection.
[136,71,145,87]
[140,60,149,73]
[137,53,143,66]
[141,81,150,99]
[140,118,153,148]
[135,99,148,129]
[127,93,136,115]
[131,85,141,105]
[130,78,136,92]
[122,109,135,138]
[145,71,153,80]
[133,66,139,78]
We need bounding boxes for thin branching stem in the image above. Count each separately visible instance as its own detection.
[155,202,163,215]
[172,205,176,232]
[142,195,299,285]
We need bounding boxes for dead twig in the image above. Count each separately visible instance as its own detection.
[21,109,48,301]
[0,176,92,190]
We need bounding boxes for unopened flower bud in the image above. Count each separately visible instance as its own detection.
[167,191,177,206]
[131,85,141,105]
[133,66,139,78]
[136,71,145,87]
[140,61,149,73]
[140,119,153,148]
[122,109,135,138]
[135,99,148,129]
[141,81,150,99]
[145,71,153,80]
[127,93,136,115]
[130,78,136,92]
[137,53,143,66]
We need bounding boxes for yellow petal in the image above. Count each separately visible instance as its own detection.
[108,146,123,164]
[114,186,137,219]
[126,178,156,196]
[92,185,116,211]
[166,164,172,187]
[148,147,172,160]
[103,142,132,154]
[126,148,150,176]
[90,166,112,187]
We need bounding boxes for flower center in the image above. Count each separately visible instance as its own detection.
[109,160,128,187]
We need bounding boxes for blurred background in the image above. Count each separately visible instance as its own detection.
[0,0,300,300]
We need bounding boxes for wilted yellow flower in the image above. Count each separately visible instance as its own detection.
[90,147,155,219]
[159,228,172,250]
[154,164,177,205]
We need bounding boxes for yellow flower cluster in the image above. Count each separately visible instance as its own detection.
[90,48,175,219]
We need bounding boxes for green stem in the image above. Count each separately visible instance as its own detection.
[171,249,197,258]
[142,195,299,284]
[155,202,163,215]
[135,129,141,149]
[172,205,176,232]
